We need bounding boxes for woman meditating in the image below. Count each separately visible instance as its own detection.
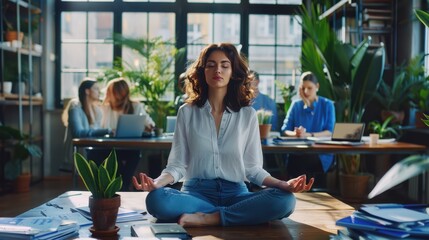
[132,43,314,227]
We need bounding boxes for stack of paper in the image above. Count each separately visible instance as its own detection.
[72,206,147,223]
[0,217,79,240]
[333,204,429,239]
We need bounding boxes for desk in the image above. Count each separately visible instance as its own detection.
[18,191,354,239]
[72,137,427,187]
[73,137,427,154]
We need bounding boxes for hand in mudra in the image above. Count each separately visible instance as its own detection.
[132,173,158,192]
[279,174,314,193]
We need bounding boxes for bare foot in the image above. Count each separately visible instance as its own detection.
[178,212,220,227]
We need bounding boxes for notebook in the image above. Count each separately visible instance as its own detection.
[115,114,146,138]
[314,123,365,146]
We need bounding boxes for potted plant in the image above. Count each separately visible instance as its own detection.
[1,125,42,193]
[300,3,385,201]
[368,116,400,140]
[256,109,273,139]
[74,150,123,237]
[2,2,24,42]
[373,55,424,124]
[275,80,296,114]
[97,35,185,135]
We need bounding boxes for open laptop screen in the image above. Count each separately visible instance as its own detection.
[331,123,365,142]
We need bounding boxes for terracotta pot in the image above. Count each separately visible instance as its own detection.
[381,110,405,124]
[415,111,428,128]
[339,173,371,203]
[89,194,121,236]
[13,173,31,193]
[259,124,272,139]
[4,31,24,42]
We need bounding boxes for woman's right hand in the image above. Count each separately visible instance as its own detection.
[299,87,310,107]
[132,173,159,192]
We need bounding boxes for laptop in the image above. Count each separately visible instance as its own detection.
[314,123,365,146]
[115,114,147,138]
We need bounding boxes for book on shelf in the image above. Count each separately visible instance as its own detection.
[0,217,79,240]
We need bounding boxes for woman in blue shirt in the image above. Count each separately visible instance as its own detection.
[132,43,314,227]
[281,72,335,179]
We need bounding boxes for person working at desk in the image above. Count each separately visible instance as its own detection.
[250,70,278,131]
[88,78,155,190]
[60,78,111,172]
[281,71,335,184]
[132,43,314,227]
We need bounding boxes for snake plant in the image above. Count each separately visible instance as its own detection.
[74,150,122,199]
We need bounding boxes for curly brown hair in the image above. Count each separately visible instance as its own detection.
[185,43,255,112]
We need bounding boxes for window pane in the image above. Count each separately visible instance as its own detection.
[148,13,175,40]
[61,72,86,100]
[213,14,240,44]
[249,15,275,44]
[248,46,275,73]
[88,12,113,40]
[276,46,300,74]
[61,12,86,40]
[188,0,240,3]
[61,43,87,69]
[123,12,148,38]
[258,74,276,99]
[88,43,113,69]
[188,13,211,44]
[277,15,301,45]
[250,0,301,4]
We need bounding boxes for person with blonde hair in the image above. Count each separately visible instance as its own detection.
[132,43,314,227]
[87,77,155,190]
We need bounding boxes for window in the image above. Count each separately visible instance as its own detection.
[248,14,301,102]
[57,1,302,106]
[60,12,113,100]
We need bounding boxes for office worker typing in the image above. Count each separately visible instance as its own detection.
[281,71,336,182]
[132,43,314,227]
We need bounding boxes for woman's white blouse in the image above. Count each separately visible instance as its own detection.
[163,101,270,187]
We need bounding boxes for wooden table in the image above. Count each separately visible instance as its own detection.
[18,191,354,239]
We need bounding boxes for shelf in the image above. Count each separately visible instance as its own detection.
[0,93,43,106]
[7,0,41,14]
[0,43,42,57]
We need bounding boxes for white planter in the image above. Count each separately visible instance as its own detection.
[2,81,12,94]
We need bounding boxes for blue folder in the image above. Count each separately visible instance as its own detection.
[336,204,429,238]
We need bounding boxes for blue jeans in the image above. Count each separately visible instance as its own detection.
[146,178,296,226]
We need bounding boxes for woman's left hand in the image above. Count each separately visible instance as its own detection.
[278,175,314,193]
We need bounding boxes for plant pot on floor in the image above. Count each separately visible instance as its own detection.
[13,173,31,193]
[89,194,121,237]
[339,173,372,203]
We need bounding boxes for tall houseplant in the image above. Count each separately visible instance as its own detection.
[74,150,122,236]
[1,125,42,192]
[299,3,385,201]
[98,35,185,133]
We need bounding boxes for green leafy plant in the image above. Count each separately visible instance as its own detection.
[74,150,122,199]
[368,116,400,139]
[415,9,429,28]
[299,4,385,123]
[256,109,273,125]
[97,35,185,130]
[275,81,296,114]
[1,125,42,180]
[422,113,429,127]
